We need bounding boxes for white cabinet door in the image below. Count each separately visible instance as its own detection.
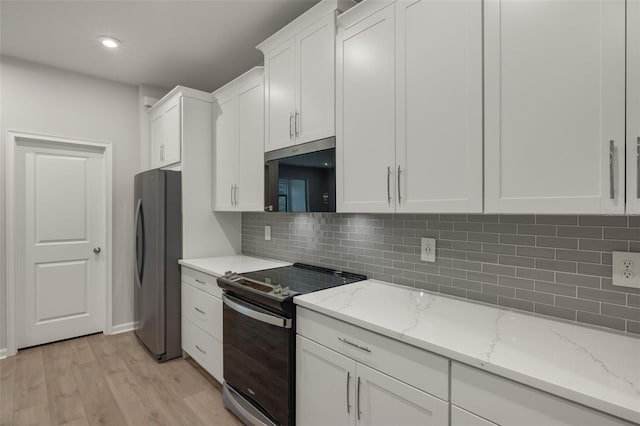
[264,40,296,152]
[337,4,396,213]
[484,0,626,214]
[357,363,449,426]
[236,80,265,211]
[297,336,355,426]
[296,12,336,144]
[162,97,182,166]
[213,96,236,211]
[395,0,482,213]
[149,111,163,169]
[628,0,640,214]
[451,406,498,426]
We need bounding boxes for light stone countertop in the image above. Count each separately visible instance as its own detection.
[178,255,291,277]
[294,279,640,424]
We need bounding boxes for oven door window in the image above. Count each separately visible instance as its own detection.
[223,295,292,426]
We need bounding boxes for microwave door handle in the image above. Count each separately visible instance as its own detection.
[223,294,292,329]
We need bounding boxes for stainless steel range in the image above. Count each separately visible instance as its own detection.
[217,263,366,426]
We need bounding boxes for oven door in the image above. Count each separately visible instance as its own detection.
[222,293,293,426]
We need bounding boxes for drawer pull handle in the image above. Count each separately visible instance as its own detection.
[194,307,205,315]
[195,279,205,284]
[339,337,371,353]
[357,376,362,420]
[346,371,351,414]
[195,345,206,354]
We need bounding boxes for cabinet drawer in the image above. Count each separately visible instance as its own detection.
[182,317,223,383]
[451,406,497,426]
[451,362,633,426]
[181,266,222,298]
[297,307,449,401]
[181,283,222,341]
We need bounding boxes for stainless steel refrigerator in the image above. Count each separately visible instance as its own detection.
[134,169,182,362]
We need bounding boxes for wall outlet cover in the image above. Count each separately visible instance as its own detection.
[612,251,640,289]
[265,225,271,241]
[421,238,436,263]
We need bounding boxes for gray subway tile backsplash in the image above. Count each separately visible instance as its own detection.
[242,212,640,335]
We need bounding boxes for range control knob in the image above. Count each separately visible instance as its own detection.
[224,271,233,278]
[273,284,282,294]
[281,286,290,296]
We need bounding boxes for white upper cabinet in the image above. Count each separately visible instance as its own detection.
[627,0,640,214]
[395,0,483,213]
[149,94,181,169]
[296,13,336,144]
[484,0,626,214]
[258,0,354,152]
[147,87,213,170]
[337,3,397,213]
[212,67,264,212]
[264,40,296,152]
[337,0,483,213]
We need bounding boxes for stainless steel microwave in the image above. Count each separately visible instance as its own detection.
[264,138,336,212]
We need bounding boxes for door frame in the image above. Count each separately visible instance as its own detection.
[4,130,114,357]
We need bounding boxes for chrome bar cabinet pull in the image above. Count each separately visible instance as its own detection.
[194,307,205,314]
[609,140,615,200]
[338,337,371,353]
[387,166,392,205]
[289,113,294,140]
[357,376,362,420]
[195,345,206,354]
[637,137,640,199]
[295,111,299,138]
[346,371,351,414]
[397,165,402,204]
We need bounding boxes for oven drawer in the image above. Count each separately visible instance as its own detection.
[181,283,222,341]
[296,307,449,401]
[181,266,222,298]
[182,317,223,383]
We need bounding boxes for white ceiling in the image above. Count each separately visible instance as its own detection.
[0,0,319,92]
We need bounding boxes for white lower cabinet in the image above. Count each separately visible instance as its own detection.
[297,336,354,426]
[296,307,450,426]
[181,267,223,383]
[296,336,448,426]
[451,406,497,426]
[451,362,634,426]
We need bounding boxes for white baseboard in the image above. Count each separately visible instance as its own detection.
[110,322,135,335]
[0,348,7,360]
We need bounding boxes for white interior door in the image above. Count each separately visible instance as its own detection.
[484,0,626,214]
[395,0,483,213]
[16,139,107,349]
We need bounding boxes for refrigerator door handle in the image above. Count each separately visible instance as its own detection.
[134,198,145,285]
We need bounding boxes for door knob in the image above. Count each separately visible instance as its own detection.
[93,247,102,254]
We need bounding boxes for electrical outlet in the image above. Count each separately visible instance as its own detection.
[265,225,271,241]
[421,238,436,263]
[612,251,640,289]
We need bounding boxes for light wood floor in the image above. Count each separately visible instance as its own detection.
[0,332,243,426]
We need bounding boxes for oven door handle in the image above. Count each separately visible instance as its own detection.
[223,294,292,329]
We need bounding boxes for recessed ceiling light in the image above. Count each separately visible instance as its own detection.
[98,36,120,48]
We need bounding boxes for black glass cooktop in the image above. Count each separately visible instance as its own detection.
[241,263,366,296]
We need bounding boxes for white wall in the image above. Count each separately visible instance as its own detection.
[0,56,140,351]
